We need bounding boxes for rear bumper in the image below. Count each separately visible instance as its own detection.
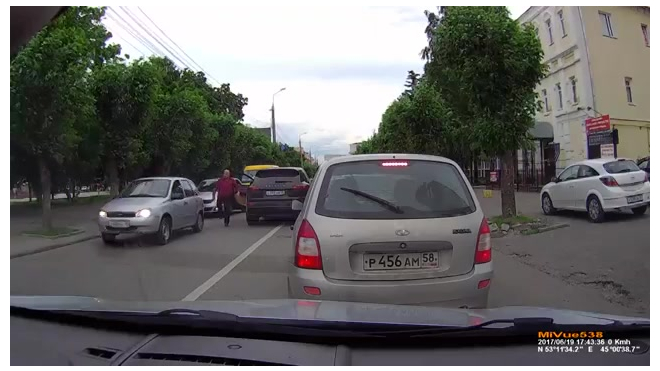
[98,216,160,235]
[288,262,493,309]
[247,200,297,218]
[601,191,650,211]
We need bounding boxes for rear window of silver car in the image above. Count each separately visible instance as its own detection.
[315,160,476,219]
[603,160,640,174]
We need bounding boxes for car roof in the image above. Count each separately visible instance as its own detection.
[134,176,187,181]
[574,158,633,167]
[322,153,460,167]
[256,167,303,172]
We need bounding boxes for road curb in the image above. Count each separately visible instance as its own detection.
[537,223,570,233]
[10,234,99,259]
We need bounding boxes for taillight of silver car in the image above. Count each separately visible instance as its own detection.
[295,219,322,269]
[474,218,491,264]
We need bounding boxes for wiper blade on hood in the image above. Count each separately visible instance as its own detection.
[339,187,403,214]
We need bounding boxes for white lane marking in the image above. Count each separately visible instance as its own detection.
[182,224,283,301]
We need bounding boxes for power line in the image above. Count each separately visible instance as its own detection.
[114,34,147,58]
[107,7,164,57]
[118,6,192,70]
[136,7,224,87]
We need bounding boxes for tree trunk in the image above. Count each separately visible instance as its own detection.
[38,157,53,230]
[500,150,517,218]
[28,182,32,202]
[106,157,120,197]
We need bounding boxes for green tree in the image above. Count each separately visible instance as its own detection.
[11,6,118,229]
[92,58,159,195]
[426,6,546,217]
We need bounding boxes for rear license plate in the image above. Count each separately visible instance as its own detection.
[266,190,285,196]
[626,194,643,204]
[363,252,439,271]
[109,220,130,228]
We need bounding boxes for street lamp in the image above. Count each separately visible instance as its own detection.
[299,132,307,166]
[271,87,286,143]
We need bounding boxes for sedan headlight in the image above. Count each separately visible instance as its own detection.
[99,210,107,218]
[136,209,152,218]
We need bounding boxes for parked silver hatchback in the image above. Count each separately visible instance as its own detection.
[288,154,493,308]
[98,177,205,245]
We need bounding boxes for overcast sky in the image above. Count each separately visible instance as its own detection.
[104,6,529,159]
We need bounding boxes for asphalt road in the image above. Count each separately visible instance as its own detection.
[10,209,648,317]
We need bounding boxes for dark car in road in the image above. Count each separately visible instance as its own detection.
[246,167,310,225]
[638,156,650,181]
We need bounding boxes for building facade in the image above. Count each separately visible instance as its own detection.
[518,6,649,173]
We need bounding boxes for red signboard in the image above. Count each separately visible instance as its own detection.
[585,114,611,134]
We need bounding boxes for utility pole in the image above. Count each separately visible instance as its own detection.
[299,132,307,167]
[271,87,286,143]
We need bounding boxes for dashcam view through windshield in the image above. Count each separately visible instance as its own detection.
[10,5,650,366]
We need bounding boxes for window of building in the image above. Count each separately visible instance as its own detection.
[569,76,578,104]
[599,11,614,37]
[542,89,549,112]
[546,19,554,44]
[625,77,633,103]
[556,83,563,110]
[558,10,566,37]
[641,24,649,46]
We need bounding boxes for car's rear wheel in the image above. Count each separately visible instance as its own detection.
[632,205,648,215]
[192,212,204,232]
[101,233,116,245]
[541,193,556,215]
[155,215,172,245]
[587,196,605,223]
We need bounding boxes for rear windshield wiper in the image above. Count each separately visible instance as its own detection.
[339,187,403,214]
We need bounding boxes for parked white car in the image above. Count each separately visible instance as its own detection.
[540,158,650,223]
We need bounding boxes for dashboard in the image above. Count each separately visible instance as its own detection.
[11,316,650,366]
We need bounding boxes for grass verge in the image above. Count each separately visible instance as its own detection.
[489,214,536,227]
[21,227,83,239]
[11,195,112,209]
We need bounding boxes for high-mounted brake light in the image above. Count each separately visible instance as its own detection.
[295,219,322,269]
[381,161,409,167]
[475,218,491,264]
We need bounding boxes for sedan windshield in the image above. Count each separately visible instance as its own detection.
[119,179,170,198]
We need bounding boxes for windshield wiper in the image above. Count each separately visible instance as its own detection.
[339,187,403,214]
[126,194,162,198]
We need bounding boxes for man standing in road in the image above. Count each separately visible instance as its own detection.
[214,169,239,227]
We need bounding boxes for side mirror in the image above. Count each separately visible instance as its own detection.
[171,191,184,200]
[551,176,559,183]
[292,199,304,211]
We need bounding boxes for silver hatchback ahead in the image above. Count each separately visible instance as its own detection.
[98,177,205,245]
[288,154,493,308]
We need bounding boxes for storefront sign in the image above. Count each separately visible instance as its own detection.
[587,131,613,146]
[585,114,611,134]
[600,143,615,158]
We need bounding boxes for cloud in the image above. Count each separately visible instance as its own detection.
[103,6,526,156]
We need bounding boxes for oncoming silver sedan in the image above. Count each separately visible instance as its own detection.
[288,154,493,308]
[98,177,204,245]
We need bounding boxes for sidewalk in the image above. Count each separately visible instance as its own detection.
[473,189,542,218]
[10,202,102,259]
